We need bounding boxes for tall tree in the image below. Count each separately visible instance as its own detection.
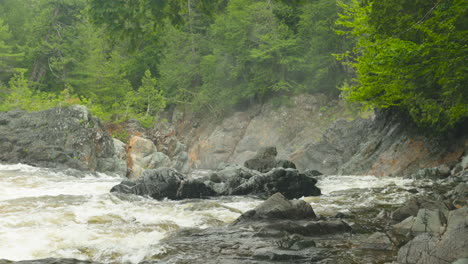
[0,18,24,82]
[337,0,468,131]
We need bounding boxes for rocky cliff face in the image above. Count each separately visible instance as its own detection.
[156,95,466,177]
[0,105,125,176]
[291,110,467,176]
[166,94,352,169]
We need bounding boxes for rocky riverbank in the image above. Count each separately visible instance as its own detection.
[0,104,467,264]
[0,106,126,176]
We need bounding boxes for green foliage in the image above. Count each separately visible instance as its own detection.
[0,70,85,112]
[0,18,24,82]
[337,0,468,131]
[5,0,462,134]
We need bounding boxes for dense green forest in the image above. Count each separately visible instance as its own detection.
[0,0,466,131]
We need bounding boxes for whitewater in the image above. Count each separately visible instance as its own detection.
[0,163,415,263]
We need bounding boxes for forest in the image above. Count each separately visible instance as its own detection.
[0,0,466,131]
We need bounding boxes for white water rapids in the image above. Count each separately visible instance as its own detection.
[0,164,416,263]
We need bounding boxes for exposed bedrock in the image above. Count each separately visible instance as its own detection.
[154,192,351,264]
[291,109,467,176]
[0,106,125,176]
[153,95,467,177]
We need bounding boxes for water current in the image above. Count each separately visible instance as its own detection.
[0,164,416,263]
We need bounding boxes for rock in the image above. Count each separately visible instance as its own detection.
[290,239,317,250]
[409,166,451,180]
[291,109,467,176]
[232,193,316,225]
[451,182,468,208]
[0,106,123,175]
[0,259,101,264]
[110,167,185,200]
[290,118,370,174]
[396,207,468,264]
[126,136,171,179]
[257,220,352,237]
[452,163,463,175]
[216,164,258,181]
[393,209,447,235]
[176,179,216,199]
[185,94,342,170]
[304,170,323,177]
[391,197,452,221]
[229,168,321,199]
[396,233,440,264]
[462,155,468,170]
[112,165,320,200]
[188,111,253,169]
[360,232,395,250]
[172,151,191,174]
[109,138,127,176]
[275,159,297,170]
[252,247,325,262]
[244,146,278,173]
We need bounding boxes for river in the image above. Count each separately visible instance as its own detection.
[0,164,416,263]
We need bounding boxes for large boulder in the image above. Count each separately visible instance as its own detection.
[391,196,453,222]
[110,167,215,200]
[0,106,123,175]
[244,146,296,173]
[111,167,184,199]
[232,193,316,225]
[126,136,171,179]
[229,167,321,199]
[396,207,468,264]
[393,209,447,235]
[112,165,321,200]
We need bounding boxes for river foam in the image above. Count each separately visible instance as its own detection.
[0,164,415,263]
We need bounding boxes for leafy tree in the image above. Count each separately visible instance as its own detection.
[337,0,467,131]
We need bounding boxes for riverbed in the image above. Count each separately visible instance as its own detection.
[0,164,416,263]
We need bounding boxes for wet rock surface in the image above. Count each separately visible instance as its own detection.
[111,165,321,200]
[0,259,101,264]
[0,106,124,176]
[151,193,352,264]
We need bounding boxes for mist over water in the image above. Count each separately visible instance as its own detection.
[0,164,414,263]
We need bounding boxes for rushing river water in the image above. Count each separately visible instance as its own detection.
[0,164,416,263]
